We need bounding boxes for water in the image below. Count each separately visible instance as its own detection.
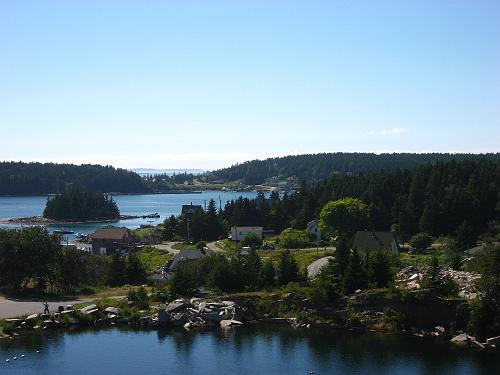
[0,191,259,236]
[0,326,497,375]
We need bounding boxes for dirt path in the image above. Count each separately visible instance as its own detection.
[0,295,93,319]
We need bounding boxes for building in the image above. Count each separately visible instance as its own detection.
[230,226,264,241]
[91,227,135,255]
[181,203,203,216]
[306,220,321,241]
[351,231,400,254]
[169,248,213,271]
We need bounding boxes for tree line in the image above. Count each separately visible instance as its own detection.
[218,159,500,243]
[0,162,147,195]
[208,152,500,184]
[0,227,146,294]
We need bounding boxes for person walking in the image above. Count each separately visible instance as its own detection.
[43,301,49,314]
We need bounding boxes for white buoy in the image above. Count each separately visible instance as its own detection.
[5,358,9,362]
[36,350,40,353]
[13,356,17,360]
[21,354,25,358]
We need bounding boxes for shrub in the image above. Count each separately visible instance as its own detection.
[278,228,310,249]
[409,232,433,251]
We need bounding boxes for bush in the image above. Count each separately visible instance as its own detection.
[409,232,433,251]
[240,232,262,250]
[278,228,311,249]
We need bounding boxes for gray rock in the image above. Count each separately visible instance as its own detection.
[165,301,187,313]
[450,333,470,345]
[104,307,121,315]
[158,308,169,324]
[171,313,188,327]
[79,304,98,314]
[486,336,500,345]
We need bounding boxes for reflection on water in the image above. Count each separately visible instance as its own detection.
[0,325,497,375]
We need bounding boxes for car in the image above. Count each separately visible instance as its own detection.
[260,244,275,250]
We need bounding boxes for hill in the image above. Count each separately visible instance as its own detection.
[208,152,500,184]
[0,162,147,195]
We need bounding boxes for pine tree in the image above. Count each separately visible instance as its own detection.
[342,249,367,294]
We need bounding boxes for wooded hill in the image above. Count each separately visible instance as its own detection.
[0,162,147,195]
[208,153,500,184]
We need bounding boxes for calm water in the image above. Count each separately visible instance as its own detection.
[0,191,258,236]
[0,326,497,375]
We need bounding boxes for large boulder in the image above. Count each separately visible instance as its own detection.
[171,313,188,327]
[166,301,187,314]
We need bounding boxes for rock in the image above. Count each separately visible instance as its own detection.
[486,336,500,345]
[184,322,192,330]
[470,340,485,350]
[435,326,445,334]
[165,301,187,313]
[203,312,223,322]
[80,305,99,315]
[157,308,169,324]
[220,319,243,328]
[26,314,38,320]
[450,333,468,345]
[198,301,207,313]
[171,313,188,327]
[259,317,297,325]
[104,307,121,315]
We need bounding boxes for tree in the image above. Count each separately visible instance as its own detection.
[334,235,350,278]
[162,215,179,241]
[366,250,393,288]
[409,232,432,251]
[309,263,340,306]
[278,228,310,249]
[320,198,368,237]
[241,232,263,250]
[106,253,126,286]
[342,249,367,294]
[125,252,147,285]
[277,250,300,285]
[170,263,198,296]
[455,220,476,251]
[259,259,276,288]
[442,239,462,270]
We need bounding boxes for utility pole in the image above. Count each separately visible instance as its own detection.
[187,218,190,244]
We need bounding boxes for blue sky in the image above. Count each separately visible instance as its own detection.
[1,1,499,170]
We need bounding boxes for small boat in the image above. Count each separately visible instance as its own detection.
[54,229,74,235]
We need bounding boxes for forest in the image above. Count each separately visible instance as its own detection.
[208,152,500,184]
[0,162,147,195]
[183,159,500,244]
[43,191,120,221]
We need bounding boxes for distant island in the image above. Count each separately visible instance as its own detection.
[43,191,120,221]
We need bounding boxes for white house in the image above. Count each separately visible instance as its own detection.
[306,220,321,241]
[230,226,263,241]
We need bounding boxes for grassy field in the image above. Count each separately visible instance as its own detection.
[137,246,173,273]
[258,248,335,270]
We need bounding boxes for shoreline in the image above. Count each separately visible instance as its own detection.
[0,214,154,226]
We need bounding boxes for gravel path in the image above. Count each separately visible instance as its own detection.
[0,296,94,319]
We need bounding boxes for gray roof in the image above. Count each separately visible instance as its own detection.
[169,248,212,271]
[352,231,399,252]
[92,227,130,240]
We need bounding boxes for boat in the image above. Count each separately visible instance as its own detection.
[54,229,74,235]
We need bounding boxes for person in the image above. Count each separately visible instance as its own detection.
[43,301,49,314]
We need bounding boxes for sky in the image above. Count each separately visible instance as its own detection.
[1,0,499,170]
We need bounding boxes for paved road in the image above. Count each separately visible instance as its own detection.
[0,296,93,319]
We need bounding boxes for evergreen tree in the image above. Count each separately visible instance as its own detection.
[106,253,126,286]
[277,249,299,285]
[367,250,393,287]
[125,252,147,285]
[342,249,367,294]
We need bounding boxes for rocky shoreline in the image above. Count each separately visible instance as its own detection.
[1,295,498,352]
[0,214,153,226]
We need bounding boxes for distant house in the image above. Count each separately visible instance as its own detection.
[181,203,203,216]
[169,248,213,271]
[91,227,135,255]
[230,226,263,241]
[306,220,321,241]
[351,231,399,254]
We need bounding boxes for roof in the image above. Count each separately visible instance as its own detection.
[181,204,203,215]
[169,248,213,271]
[231,226,263,231]
[352,231,398,252]
[92,227,130,240]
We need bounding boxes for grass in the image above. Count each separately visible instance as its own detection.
[258,248,334,270]
[137,246,173,273]
[399,248,446,268]
[171,242,198,250]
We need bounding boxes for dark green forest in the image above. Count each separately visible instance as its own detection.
[219,159,500,242]
[209,152,500,184]
[0,162,147,195]
[43,191,120,221]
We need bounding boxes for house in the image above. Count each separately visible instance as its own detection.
[181,203,203,216]
[306,220,321,241]
[169,248,213,271]
[351,231,400,254]
[91,227,135,255]
[230,226,263,241]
